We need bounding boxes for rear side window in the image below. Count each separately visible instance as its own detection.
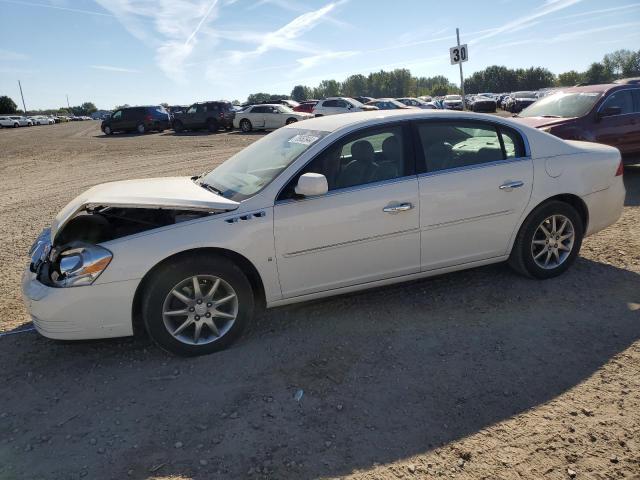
[415,121,525,173]
[499,126,526,159]
[323,100,338,108]
[601,90,634,115]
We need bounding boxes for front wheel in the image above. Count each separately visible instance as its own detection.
[142,254,254,356]
[240,119,252,132]
[285,117,298,125]
[509,201,584,279]
[103,125,112,135]
[173,120,184,133]
[137,123,146,134]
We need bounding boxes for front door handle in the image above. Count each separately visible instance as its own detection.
[499,180,524,191]
[383,203,414,214]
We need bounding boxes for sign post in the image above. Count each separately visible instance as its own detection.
[449,29,468,110]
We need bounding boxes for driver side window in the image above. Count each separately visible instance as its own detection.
[280,125,410,200]
[112,110,122,120]
[601,90,634,115]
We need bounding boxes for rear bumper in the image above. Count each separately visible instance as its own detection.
[22,269,138,340]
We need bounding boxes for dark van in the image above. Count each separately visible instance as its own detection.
[101,106,171,135]
[513,80,640,164]
[171,101,235,133]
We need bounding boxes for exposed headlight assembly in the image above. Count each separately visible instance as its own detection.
[50,243,112,287]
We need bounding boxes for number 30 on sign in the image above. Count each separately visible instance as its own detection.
[449,44,468,65]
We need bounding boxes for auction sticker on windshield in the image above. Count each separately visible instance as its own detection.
[288,134,320,145]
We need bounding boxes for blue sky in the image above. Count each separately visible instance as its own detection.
[1,0,639,110]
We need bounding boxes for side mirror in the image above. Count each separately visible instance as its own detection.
[598,106,622,119]
[294,173,328,197]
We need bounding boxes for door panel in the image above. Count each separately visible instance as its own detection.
[419,160,533,270]
[274,179,420,298]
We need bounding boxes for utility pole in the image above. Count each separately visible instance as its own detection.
[456,28,465,110]
[66,94,71,110]
[18,80,27,114]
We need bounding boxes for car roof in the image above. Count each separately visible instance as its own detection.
[551,83,624,94]
[249,104,283,107]
[282,109,522,133]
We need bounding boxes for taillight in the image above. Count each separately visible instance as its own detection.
[219,112,224,118]
[145,114,152,122]
[615,159,624,176]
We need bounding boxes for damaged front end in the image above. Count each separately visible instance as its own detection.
[29,176,240,288]
[30,207,213,288]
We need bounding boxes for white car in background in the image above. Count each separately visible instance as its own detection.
[443,95,464,110]
[31,116,55,125]
[0,116,20,127]
[23,110,624,356]
[10,116,33,126]
[312,97,377,116]
[396,97,437,109]
[233,104,313,132]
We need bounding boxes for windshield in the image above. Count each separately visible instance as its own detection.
[198,128,329,201]
[348,98,365,107]
[278,105,294,113]
[520,91,603,118]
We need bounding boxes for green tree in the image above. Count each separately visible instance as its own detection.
[313,80,341,98]
[557,70,582,86]
[430,84,451,97]
[290,85,310,102]
[246,93,288,104]
[0,95,18,114]
[583,62,612,84]
[341,74,368,97]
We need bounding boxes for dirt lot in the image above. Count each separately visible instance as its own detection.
[0,121,639,480]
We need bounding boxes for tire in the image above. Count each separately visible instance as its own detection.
[142,254,255,356]
[225,125,233,131]
[285,118,298,125]
[240,119,252,133]
[509,200,584,279]
[137,123,146,134]
[103,125,112,135]
[13,123,18,128]
[173,120,184,133]
[206,119,219,133]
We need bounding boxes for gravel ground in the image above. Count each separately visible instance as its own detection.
[0,122,638,480]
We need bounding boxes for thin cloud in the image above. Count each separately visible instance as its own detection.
[0,0,112,16]
[90,65,140,73]
[558,2,640,19]
[470,0,583,44]
[95,0,223,82]
[228,2,339,62]
[0,48,29,61]
[296,50,359,71]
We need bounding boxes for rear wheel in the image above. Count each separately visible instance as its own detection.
[207,119,219,133]
[509,201,583,279]
[142,254,254,356]
[240,119,252,132]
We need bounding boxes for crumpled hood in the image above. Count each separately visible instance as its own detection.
[512,116,576,129]
[51,176,239,243]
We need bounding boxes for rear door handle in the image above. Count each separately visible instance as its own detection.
[499,181,524,191]
[383,203,414,214]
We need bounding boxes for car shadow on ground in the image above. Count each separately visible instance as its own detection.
[1,256,639,480]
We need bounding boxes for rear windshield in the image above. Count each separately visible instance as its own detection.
[514,92,536,98]
[519,91,603,118]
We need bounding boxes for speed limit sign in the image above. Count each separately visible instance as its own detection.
[449,44,468,65]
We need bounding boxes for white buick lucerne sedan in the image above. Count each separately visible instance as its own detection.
[23,110,625,356]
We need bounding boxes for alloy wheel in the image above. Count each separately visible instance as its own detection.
[162,275,238,345]
[531,214,575,269]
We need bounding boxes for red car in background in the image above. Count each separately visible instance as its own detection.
[293,101,318,113]
[513,79,640,164]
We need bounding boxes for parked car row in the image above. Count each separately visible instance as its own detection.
[96,78,640,166]
[0,114,96,128]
